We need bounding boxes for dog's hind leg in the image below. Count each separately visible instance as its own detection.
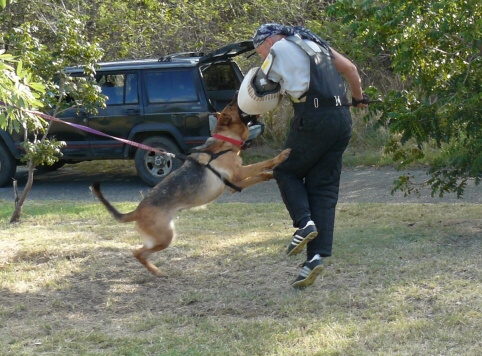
[133,217,175,277]
[133,243,170,277]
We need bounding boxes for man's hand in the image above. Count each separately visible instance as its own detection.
[352,93,370,108]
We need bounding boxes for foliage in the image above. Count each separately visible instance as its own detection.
[0,53,45,133]
[1,0,327,59]
[327,0,482,197]
[3,13,105,115]
[1,4,106,140]
[0,52,66,167]
[1,0,481,197]
[0,5,105,222]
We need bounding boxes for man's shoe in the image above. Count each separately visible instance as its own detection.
[292,255,324,289]
[286,221,317,256]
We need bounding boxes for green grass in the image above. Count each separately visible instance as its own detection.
[1,201,481,355]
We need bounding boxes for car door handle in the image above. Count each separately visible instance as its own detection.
[126,109,140,116]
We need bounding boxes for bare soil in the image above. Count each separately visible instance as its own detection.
[1,162,480,204]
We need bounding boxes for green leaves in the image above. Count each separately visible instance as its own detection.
[0,52,46,133]
[327,0,482,197]
[0,6,104,205]
[1,0,480,197]
[21,138,66,167]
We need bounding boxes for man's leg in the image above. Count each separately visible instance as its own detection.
[305,154,343,259]
[274,115,337,228]
[305,113,352,259]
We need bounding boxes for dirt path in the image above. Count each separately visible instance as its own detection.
[218,167,481,204]
[0,166,480,204]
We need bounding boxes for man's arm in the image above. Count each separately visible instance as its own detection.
[330,47,367,107]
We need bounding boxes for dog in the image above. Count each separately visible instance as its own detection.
[91,96,290,277]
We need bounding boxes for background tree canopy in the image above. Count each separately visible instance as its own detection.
[327,0,481,197]
[1,0,480,197]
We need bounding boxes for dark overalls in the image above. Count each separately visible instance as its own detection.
[273,36,352,260]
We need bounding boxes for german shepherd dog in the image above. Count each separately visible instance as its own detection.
[91,97,290,277]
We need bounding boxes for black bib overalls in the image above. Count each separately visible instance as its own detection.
[273,36,352,259]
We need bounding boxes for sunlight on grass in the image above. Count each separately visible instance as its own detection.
[1,201,481,355]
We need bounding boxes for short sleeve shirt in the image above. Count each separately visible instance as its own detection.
[261,38,324,100]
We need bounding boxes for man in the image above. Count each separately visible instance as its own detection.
[238,24,369,289]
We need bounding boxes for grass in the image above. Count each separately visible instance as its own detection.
[1,201,481,355]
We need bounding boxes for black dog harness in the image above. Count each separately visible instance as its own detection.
[184,149,243,192]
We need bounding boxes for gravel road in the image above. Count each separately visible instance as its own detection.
[0,165,480,204]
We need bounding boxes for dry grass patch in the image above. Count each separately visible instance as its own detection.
[0,201,481,355]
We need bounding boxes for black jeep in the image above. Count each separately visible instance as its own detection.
[0,41,262,187]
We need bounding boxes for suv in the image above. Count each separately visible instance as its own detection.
[0,41,263,187]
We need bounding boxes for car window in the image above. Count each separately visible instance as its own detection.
[125,74,138,104]
[145,70,198,104]
[98,73,138,105]
[202,63,240,91]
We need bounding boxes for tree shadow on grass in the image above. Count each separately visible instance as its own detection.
[1,205,481,354]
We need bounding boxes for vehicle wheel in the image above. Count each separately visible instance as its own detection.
[0,142,17,187]
[134,136,182,186]
[36,161,66,173]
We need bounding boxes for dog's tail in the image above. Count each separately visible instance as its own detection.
[90,182,138,223]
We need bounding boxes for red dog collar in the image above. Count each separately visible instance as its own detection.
[212,133,244,147]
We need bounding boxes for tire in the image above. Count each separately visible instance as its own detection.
[0,142,17,187]
[134,136,182,186]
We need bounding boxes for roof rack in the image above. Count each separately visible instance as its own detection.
[158,52,205,62]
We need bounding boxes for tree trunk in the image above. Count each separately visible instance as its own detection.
[9,159,35,223]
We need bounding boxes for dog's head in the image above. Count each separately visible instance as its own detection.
[212,95,254,141]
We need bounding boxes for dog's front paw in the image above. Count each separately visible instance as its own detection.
[278,148,291,163]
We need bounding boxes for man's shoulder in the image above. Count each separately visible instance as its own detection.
[274,38,323,54]
[273,38,299,51]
